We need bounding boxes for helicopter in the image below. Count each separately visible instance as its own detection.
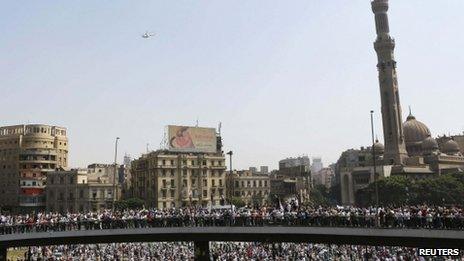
[142,31,156,39]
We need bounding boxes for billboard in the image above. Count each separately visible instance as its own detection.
[168,125,217,153]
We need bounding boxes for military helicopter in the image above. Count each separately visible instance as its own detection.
[142,31,156,39]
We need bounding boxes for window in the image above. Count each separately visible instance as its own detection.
[183,179,187,187]
[212,179,215,187]
[170,190,174,198]
[203,179,207,187]
[191,179,196,186]
[162,190,166,198]
[235,181,239,188]
[69,177,74,184]
[170,160,174,165]
[219,179,223,187]
[162,179,167,188]
[162,160,166,165]
[203,190,207,197]
[170,179,175,188]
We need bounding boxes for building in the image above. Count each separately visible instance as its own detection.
[279,156,310,170]
[259,166,269,174]
[131,150,227,209]
[120,154,133,199]
[46,169,119,213]
[340,0,464,205]
[87,163,119,184]
[312,167,335,189]
[0,124,68,211]
[249,167,258,173]
[227,170,270,205]
[311,157,323,174]
[131,125,227,209]
[271,156,312,202]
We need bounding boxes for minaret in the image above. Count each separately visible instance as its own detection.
[371,0,408,165]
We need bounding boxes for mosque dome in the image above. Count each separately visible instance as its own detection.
[403,113,431,156]
[421,136,439,153]
[403,114,431,144]
[441,139,461,155]
[373,140,384,154]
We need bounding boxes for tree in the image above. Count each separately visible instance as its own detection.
[359,173,464,206]
[230,197,246,208]
[309,184,330,206]
[115,198,145,210]
[360,175,411,206]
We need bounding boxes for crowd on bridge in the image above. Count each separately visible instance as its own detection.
[1,203,464,235]
[14,242,461,260]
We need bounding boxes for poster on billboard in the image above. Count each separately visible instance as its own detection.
[168,125,217,153]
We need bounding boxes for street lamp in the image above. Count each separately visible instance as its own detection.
[370,111,379,206]
[113,137,120,211]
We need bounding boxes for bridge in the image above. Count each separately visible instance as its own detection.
[1,227,463,260]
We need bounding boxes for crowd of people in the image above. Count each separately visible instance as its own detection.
[10,242,461,260]
[1,204,464,235]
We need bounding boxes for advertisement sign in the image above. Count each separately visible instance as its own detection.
[168,125,217,153]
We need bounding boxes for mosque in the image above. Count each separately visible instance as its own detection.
[340,0,464,205]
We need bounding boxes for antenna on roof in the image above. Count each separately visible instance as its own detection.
[218,122,222,135]
[146,143,150,153]
[195,117,199,127]
[408,105,412,116]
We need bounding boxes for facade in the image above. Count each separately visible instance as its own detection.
[227,170,270,205]
[131,150,227,209]
[0,124,68,210]
[46,169,119,213]
[259,166,269,174]
[311,157,323,174]
[279,156,310,170]
[271,158,312,202]
[120,154,133,199]
[312,167,335,189]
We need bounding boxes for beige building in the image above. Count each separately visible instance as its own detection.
[227,170,270,205]
[0,124,68,210]
[313,167,335,189]
[46,169,120,212]
[131,150,227,209]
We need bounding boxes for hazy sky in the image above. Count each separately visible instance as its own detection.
[1,1,463,170]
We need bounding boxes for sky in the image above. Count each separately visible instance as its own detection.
[1,1,463,170]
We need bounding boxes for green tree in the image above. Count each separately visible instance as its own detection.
[310,184,330,206]
[361,176,411,206]
[230,197,246,208]
[115,198,145,210]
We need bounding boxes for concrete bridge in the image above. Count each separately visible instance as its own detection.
[1,227,463,260]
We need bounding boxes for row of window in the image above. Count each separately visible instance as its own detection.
[234,180,269,188]
[154,159,224,167]
[234,190,269,197]
[160,188,224,198]
[161,178,224,188]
